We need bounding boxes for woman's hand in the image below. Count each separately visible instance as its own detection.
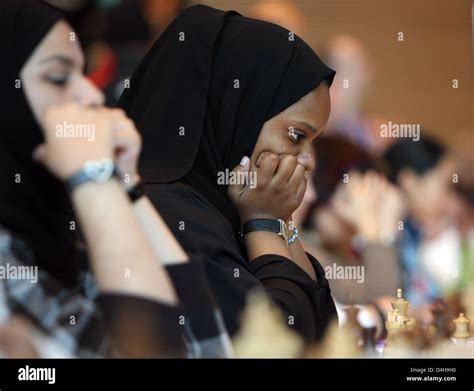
[228,152,307,223]
[332,171,404,242]
[110,112,142,189]
[332,171,380,240]
[0,317,38,358]
[33,103,133,181]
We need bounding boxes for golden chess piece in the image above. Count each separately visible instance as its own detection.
[384,288,417,353]
[392,288,409,318]
[452,313,470,340]
[389,288,416,331]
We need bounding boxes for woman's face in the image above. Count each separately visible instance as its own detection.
[250,82,330,172]
[20,21,104,129]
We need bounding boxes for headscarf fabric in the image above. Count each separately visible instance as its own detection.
[118,4,335,230]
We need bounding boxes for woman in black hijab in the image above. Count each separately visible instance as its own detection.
[119,5,338,343]
[0,0,229,358]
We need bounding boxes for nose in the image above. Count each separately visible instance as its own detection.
[297,148,316,172]
[74,76,105,107]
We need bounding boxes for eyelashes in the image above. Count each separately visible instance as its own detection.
[44,73,69,86]
[288,127,306,143]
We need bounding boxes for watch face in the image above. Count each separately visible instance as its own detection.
[84,159,115,183]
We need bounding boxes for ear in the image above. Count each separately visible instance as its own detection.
[397,168,418,192]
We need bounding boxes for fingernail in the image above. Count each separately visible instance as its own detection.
[240,156,249,166]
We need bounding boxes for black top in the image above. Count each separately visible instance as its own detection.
[148,182,337,343]
[118,4,338,342]
[118,5,336,232]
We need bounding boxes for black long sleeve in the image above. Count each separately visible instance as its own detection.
[249,253,338,342]
[148,183,338,344]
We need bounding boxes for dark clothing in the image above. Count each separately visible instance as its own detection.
[148,182,337,342]
[118,5,336,232]
[119,4,338,343]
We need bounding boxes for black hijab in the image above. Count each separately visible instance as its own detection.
[0,0,85,285]
[119,4,335,232]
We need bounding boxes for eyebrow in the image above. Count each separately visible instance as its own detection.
[39,55,76,67]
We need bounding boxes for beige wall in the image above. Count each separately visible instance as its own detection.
[196,0,473,151]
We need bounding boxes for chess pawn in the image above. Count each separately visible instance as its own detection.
[452,313,470,340]
[391,288,409,318]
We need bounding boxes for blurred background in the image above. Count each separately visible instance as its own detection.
[206,0,472,152]
[46,0,472,152]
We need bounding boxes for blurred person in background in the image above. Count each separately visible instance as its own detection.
[449,156,474,293]
[102,0,189,103]
[295,136,403,308]
[48,0,189,103]
[325,35,388,153]
[248,0,307,39]
[383,136,467,323]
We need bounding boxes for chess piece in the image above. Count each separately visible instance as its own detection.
[384,288,417,352]
[392,288,409,318]
[452,313,470,340]
[426,312,473,357]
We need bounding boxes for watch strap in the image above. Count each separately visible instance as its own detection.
[66,159,117,192]
[241,219,287,239]
[127,178,146,203]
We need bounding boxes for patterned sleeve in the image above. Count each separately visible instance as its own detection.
[0,228,233,358]
[0,228,111,357]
